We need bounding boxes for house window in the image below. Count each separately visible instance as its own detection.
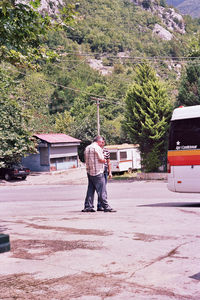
[120,151,127,160]
[110,152,117,160]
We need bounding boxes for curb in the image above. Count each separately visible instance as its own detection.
[136,172,167,180]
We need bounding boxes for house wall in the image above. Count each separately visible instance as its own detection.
[49,146,78,157]
[50,156,78,171]
[22,144,80,172]
[22,153,50,172]
[49,146,78,171]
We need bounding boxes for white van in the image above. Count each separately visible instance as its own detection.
[105,144,141,173]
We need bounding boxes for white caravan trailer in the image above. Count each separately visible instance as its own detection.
[105,144,141,173]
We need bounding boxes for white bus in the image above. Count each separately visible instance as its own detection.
[168,105,200,192]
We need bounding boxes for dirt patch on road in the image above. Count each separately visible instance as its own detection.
[0,271,194,300]
[13,220,112,236]
[133,233,177,242]
[11,239,102,260]
[0,272,124,300]
[29,224,112,236]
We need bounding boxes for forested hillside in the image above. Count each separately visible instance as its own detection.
[1,0,200,170]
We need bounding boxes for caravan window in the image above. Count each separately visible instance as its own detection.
[110,152,117,160]
[120,151,127,160]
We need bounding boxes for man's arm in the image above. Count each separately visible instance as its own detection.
[99,157,106,163]
[107,158,112,179]
[95,145,106,163]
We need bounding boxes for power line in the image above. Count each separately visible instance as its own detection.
[14,68,125,106]
[10,51,200,108]
[48,48,198,59]
[44,53,192,74]
[49,56,88,72]
[49,49,200,63]
[11,53,198,109]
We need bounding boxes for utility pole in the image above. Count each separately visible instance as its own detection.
[91,97,104,135]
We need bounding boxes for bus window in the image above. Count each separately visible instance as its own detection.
[169,117,200,151]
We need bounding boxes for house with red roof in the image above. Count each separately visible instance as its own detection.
[22,133,81,172]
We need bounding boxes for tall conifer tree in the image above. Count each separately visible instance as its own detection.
[177,34,200,106]
[124,62,172,172]
[177,63,200,106]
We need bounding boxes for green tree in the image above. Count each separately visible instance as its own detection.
[54,110,75,134]
[0,1,77,164]
[123,62,172,172]
[0,0,76,66]
[142,0,152,9]
[187,33,200,58]
[0,98,36,167]
[177,63,200,106]
[176,34,200,107]
[0,65,36,166]
[18,71,54,132]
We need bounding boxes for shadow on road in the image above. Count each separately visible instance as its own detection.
[189,272,200,281]
[138,202,200,208]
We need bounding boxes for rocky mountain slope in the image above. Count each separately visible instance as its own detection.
[166,0,184,5]
[131,0,185,36]
[166,0,200,18]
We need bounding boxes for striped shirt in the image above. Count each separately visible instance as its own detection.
[103,148,110,168]
[84,142,104,176]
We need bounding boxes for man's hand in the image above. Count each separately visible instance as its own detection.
[99,158,106,164]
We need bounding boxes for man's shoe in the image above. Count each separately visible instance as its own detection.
[104,208,117,212]
[97,207,104,211]
[81,208,96,212]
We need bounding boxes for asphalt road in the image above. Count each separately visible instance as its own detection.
[1,181,200,299]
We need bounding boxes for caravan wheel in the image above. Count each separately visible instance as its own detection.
[128,168,133,173]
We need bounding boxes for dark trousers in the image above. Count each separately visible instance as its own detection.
[84,173,110,210]
[97,168,108,209]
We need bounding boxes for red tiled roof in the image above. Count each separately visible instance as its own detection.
[34,133,81,144]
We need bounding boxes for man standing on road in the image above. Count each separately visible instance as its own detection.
[82,136,116,213]
[97,137,112,211]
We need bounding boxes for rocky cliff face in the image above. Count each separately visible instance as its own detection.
[177,0,200,18]
[130,0,185,41]
[16,0,63,16]
[166,0,200,18]
[38,0,63,17]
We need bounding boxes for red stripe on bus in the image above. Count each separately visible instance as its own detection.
[168,150,200,156]
[168,155,200,166]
